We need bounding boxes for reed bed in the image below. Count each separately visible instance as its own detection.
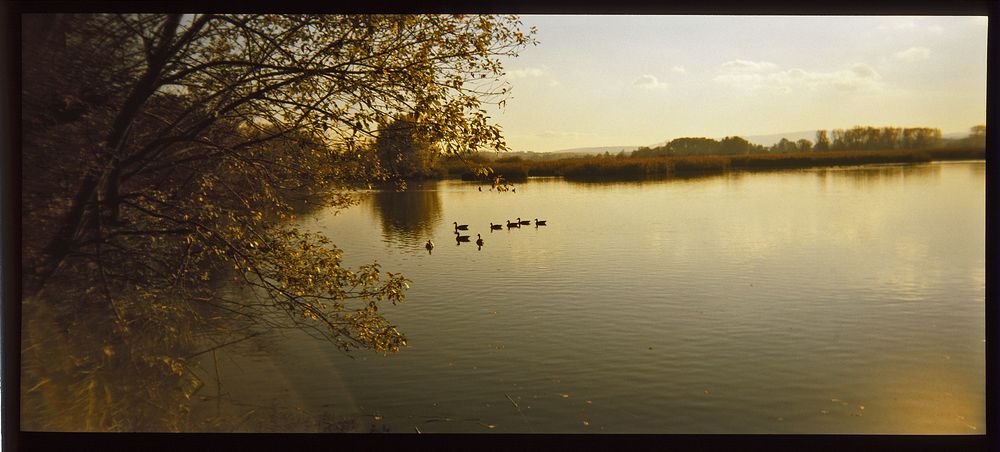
[448,148,984,182]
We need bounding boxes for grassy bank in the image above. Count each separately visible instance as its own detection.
[447,148,984,182]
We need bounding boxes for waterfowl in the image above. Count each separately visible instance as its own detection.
[453,221,469,231]
[476,234,484,246]
[425,240,434,250]
[455,233,471,242]
[506,220,520,228]
[490,222,503,230]
[535,219,547,226]
[518,217,531,225]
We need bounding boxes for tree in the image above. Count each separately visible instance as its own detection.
[815,130,830,151]
[666,137,720,155]
[796,139,813,152]
[21,13,535,430]
[374,115,441,180]
[900,127,942,149]
[966,124,986,148]
[771,137,797,153]
[970,124,986,138]
[830,128,846,150]
[718,136,753,155]
[630,146,652,157]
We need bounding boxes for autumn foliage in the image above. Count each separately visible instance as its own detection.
[20,13,534,430]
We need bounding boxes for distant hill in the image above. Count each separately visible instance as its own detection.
[510,129,973,157]
[548,146,640,155]
[503,146,639,160]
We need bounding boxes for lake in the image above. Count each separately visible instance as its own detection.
[191,160,985,433]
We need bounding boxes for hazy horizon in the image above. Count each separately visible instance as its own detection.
[538,128,974,154]
[489,15,988,153]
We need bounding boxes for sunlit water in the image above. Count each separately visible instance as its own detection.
[192,161,985,433]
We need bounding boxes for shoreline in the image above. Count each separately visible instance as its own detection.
[441,148,985,183]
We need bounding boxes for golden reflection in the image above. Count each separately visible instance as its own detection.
[564,171,740,190]
[370,182,443,246]
[815,163,940,188]
[866,358,984,433]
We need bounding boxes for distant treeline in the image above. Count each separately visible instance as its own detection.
[444,148,984,182]
[632,125,985,158]
[431,124,985,183]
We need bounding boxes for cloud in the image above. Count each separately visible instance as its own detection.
[506,67,546,78]
[893,47,931,62]
[714,60,882,93]
[719,60,778,73]
[849,63,876,78]
[670,65,687,74]
[505,66,559,87]
[633,74,668,89]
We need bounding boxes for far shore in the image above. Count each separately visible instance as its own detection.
[442,147,985,182]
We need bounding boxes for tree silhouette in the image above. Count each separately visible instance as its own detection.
[21,13,535,430]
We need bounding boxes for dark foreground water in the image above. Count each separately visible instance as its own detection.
[192,160,985,433]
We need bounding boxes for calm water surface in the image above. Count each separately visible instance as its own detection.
[193,161,985,433]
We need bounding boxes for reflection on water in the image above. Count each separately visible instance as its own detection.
[564,171,749,190]
[195,161,985,433]
[815,162,943,188]
[865,353,986,433]
[370,183,443,247]
[562,162,957,193]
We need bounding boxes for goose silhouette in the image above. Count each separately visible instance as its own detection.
[476,234,484,246]
[506,220,520,228]
[535,219,547,226]
[425,240,435,250]
[518,217,531,225]
[455,232,471,242]
[490,222,503,230]
[453,222,469,231]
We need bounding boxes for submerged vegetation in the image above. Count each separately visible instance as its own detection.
[21,13,534,431]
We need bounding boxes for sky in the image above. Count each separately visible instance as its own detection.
[488,16,989,152]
